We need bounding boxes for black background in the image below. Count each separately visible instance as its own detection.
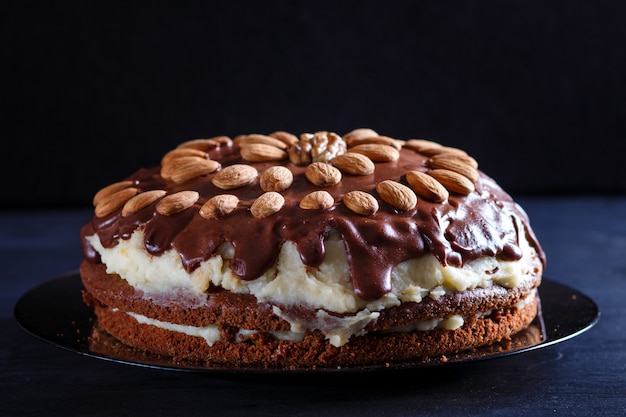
[3,0,625,208]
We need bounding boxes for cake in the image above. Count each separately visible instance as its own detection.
[79,128,545,369]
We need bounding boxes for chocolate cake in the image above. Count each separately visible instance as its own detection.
[79,128,545,369]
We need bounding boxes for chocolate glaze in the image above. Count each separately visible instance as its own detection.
[81,139,545,301]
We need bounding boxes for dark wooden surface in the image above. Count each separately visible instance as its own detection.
[2,196,625,416]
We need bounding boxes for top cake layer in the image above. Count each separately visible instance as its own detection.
[80,129,545,302]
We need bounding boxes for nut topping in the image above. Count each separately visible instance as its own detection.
[236,134,290,149]
[250,192,285,218]
[376,180,417,211]
[343,191,379,216]
[299,191,334,210]
[428,169,475,195]
[268,131,299,146]
[405,170,449,203]
[92,180,134,206]
[331,152,375,176]
[342,128,379,144]
[428,157,479,183]
[156,191,199,216]
[212,164,258,190]
[260,166,294,192]
[305,162,342,187]
[199,194,239,219]
[122,189,167,217]
[349,143,400,162]
[289,131,347,165]
[240,143,288,162]
[95,187,139,218]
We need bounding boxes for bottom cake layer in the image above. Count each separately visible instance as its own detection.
[86,295,540,369]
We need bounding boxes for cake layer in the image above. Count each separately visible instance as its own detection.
[87,294,539,368]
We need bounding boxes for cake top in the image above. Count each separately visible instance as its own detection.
[81,128,545,301]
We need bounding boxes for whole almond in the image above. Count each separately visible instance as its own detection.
[405,170,449,203]
[92,180,134,206]
[237,134,289,149]
[161,148,208,165]
[177,136,230,150]
[269,131,299,146]
[260,166,294,192]
[331,152,375,176]
[342,128,378,144]
[430,152,478,169]
[169,158,221,184]
[428,169,475,195]
[404,139,444,155]
[299,191,334,210]
[343,191,379,216]
[122,189,167,217]
[240,143,288,162]
[250,192,285,218]
[305,162,342,186]
[428,157,479,183]
[161,156,216,180]
[346,135,402,150]
[95,187,139,218]
[199,194,239,219]
[156,190,199,216]
[376,180,417,211]
[349,143,400,162]
[212,164,258,190]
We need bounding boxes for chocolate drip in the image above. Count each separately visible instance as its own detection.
[81,143,545,301]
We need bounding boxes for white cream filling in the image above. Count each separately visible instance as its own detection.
[121,290,537,347]
[87,228,539,315]
[125,311,463,348]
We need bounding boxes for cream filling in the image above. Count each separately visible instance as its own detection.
[87,228,539,315]
[121,290,536,348]
[125,311,463,348]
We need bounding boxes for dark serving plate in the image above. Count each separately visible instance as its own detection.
[14,272,599,374]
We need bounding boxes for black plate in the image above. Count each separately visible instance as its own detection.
[14,272,599,374]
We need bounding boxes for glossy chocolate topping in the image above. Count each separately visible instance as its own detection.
[81,133,545,301]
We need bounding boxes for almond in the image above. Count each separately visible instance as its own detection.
[342,128,379,144]
[349,143,400,162]
[346,135,402,150]
[376,180,417,211]
[177,136,230,150]
[299,191,334,210]
[212,164,258,190]
[331,152,375,176]
[92,180,134,206]
[169,158,221,184]
[199,194,239,219]
[95,187,139,218]
[305,162,342,186]
[405,170,449,203]
[240,143,288,162]
[156,190,199,216]
[343,191,379,215]
[428,169,475,195]
[430,152,478,169]
[403,139,444,155]
[268,131,299,146]
[260,166,294,192]
[250,192,285,218]
[428,157,480,183]
[122,189,167,217]
[161,148,208,165]
[161,156,215,180]
[237,134,289,149]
